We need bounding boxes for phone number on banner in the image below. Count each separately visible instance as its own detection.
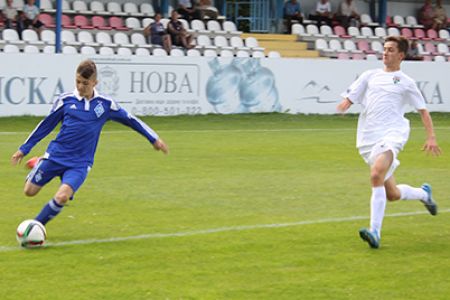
[131,106,203,116]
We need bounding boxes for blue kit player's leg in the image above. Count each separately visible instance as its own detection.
[33,162,89,225]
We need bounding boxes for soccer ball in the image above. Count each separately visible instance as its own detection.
[16,219,47,248]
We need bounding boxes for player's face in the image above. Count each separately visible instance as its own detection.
[76,73,97,100]
[383,41,404,68]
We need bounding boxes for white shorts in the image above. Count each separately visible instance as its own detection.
[359,140,403,181]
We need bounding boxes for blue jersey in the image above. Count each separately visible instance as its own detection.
[19,89,159,168]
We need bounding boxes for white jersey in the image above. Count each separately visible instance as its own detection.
[342,69,426,149]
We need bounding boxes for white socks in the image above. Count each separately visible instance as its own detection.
[397,184,427,201]
[370,186,387,237]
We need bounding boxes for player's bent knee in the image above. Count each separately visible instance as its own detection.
[386,192,400,201]
[23,184,40,197]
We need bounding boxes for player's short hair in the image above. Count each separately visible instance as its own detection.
[77,60,97,80]
[384,36,409,56]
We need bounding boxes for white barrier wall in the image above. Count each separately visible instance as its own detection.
[0,54,449,116]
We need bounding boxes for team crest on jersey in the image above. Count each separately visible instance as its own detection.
[94,102,105,118]
[34,170,43,183]
[393,76,401,84]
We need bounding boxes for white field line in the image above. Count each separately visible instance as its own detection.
[1,127,450,135]
[1,209,449,252]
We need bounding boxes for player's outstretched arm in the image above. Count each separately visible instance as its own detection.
[11,150,25,166]
[153,138,169,154]
[419,109,441,156]
[337,98,353,114]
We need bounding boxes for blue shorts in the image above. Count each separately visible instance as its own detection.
[27,159,90,192]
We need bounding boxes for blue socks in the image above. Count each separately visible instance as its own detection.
[35,199,63,225]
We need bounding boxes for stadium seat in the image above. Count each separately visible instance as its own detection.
[426,29,444,41]
[292,23,305,35]
[333,25,350,38]
[214,36,233,51]
[140,3,155,17]
[202,49,216,57]
[90,1,109,15]
[400,28,414,40]
[374,27,387,39]
[80,46,97,55]
[160,18,170,29]
[24,45,40,53]
[141,18,154,29]
[371,41,383,53]
[117,47,133,56]
[96,31,118,47]
[328,39,344,53]
[433,55,445,62]
[320,25,335,37]
[352,53,366,60]
[62,45,78,54]
[267,51,281,58]
[360,27,376,39]
[252,51,265,58]
[314,38,328,51]
[244,37,264,52]
[3,44,20,53]
[130,32,153,49]
[41,29,55,44]
[222,21,242,36]
[38,13,55,28]
[306,24,322,37]
[366,54,378,61]
[73,0,90,14]
[207,20,225,34]
[179,18,190,31]
[360,14,379,27]
[126,17,141,30]
[124,2,143,16]
[110,16,128,30]
[152,48,168,56]
[413,28,431,41]
[170,48,185,56]
[235,50,249,57]
[107,2,127,16]
[191,19,208,35]
[347,26,361,38]
[113,32,134,48]
[337,52,350,60]
[405,16,423,28]
[393,15,405,27]
[229,36,250,52]
[61,15,77,29]
[219,49,234,57]
[135,48,150,56]
[40,0,55,13]
[99,46,115,55]
[78,31,100,47]
[22,29,44,46]
[43,45,55,53]
[424,42,438,55]
[3,29,25,45]
[438,29,450,40]
[62,0,75,13]
[357,40,375,54]
[343,39,361,53]
[437,43,449,56]
[186,48,201,56]
[61,30,82,46]
[387,27,400,36]
[196,35,217,51]
[74,15,94,30]
[92,16,112,30]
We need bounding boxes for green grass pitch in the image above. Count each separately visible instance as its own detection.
[0,113,449,299]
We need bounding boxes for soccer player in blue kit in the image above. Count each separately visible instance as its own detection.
[11,59,168,225]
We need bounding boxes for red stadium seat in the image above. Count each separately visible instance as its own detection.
[61,14,77,29]
[38,13,55,28]
[426,29,444,41]
[357,40,376,54]
[333,25,351,38]
[92,16,112,30]
[74,15,94,30]
[400,28,415,40]
[109,16,128,31]
[413,28,431,41]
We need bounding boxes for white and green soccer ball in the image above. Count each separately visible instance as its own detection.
[16,219,47,248]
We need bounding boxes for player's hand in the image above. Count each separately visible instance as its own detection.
[422,137,441,156]
[153,139,169,154]
[336,98,352,114]
[11,150,25,166]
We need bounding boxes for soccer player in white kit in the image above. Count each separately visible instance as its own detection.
[337,36,441,249]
